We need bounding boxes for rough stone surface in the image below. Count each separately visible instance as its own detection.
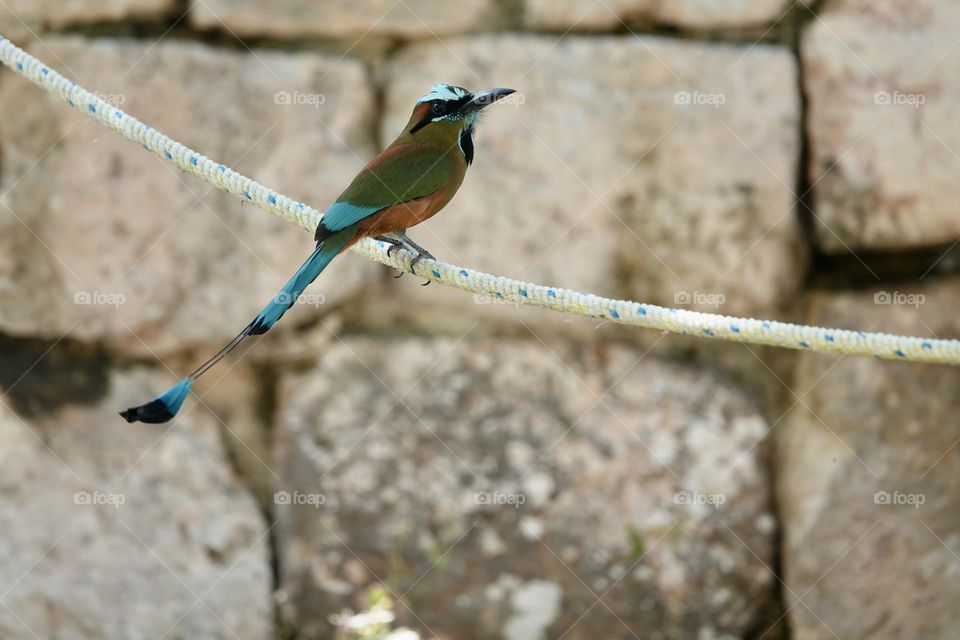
[804,0,960,251]
[0,366,271,640]
[0,37,377,354]
[199,361,277,510]
[275,337,777,639]
[0,0,176,41]
[382,35,804,322]
[777,277,960,639]
[525,0,804,32]
[190,0,504,39]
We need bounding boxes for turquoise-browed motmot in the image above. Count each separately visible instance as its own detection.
[120,83,516,423]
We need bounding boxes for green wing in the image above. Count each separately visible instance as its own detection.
[321,144,453,232]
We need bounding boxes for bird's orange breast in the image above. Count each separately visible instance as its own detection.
[348,187,452,245]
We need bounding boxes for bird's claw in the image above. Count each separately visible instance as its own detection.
[375,236,406,278]
[387,244,401,259]
[376,235,404,259]
[379,234,434,285]
[410,249,435,286]
[409,250,435,270]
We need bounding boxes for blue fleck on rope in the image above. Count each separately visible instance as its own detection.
[1,34,958,365]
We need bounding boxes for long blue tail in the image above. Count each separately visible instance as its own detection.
[120,226,357,424]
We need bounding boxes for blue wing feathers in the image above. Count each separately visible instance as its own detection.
[320,201,383,234]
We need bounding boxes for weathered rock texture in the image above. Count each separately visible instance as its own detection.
[0,367,271,639]
[778,278,960,639]
[0,0,176,41]
[525,0,806,31]
[382,35,804,322]
[804,0,960,251]
[2,3,958,639]
[275,337,777,639]
[0,37,376,354]
[190,0,505,39]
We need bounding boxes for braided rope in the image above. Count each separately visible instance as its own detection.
[1,35,957,365]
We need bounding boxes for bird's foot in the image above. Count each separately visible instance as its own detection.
[375,235,404,259]
[409,249,435,269]
[375,235,407,278]
[401,235,435,264]
[394,234,435,285]
[380,233,435,285]
[409,250,433,286]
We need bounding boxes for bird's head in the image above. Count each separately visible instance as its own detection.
[407,83,516,136]
[404,83,515,165]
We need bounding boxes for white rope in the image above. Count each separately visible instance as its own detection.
[2,34,958,365]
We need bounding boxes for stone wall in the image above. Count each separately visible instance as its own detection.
[1,1,958,639]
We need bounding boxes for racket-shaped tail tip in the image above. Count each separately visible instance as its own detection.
[120,378,194,424]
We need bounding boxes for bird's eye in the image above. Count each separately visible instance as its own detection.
[431,103,445,115]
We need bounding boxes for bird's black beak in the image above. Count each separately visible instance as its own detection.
[462,87,516,112]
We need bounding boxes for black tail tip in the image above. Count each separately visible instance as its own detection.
[118,399,177,424]
[119,378,192,425]
[248,318,267,336]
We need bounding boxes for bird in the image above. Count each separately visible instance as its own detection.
[120,83,516,424]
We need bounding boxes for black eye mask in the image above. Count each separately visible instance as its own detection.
[410,95,474,134]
